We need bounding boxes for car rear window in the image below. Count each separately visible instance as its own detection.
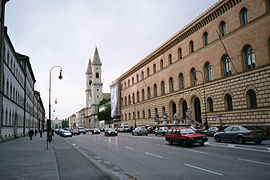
[180,129,195,134]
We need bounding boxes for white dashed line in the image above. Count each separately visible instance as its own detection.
[134,140,147,143]
[228,144,235,147]
[145,152,163,158]
[72,144,76,146]
[184,164,223,176]
[185,149,208,154]
[125,146,135,150]
[238,158,270,166]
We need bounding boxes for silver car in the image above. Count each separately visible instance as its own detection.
[214,125,265,144]
[132,127,148,136]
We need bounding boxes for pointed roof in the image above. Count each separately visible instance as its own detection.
[86,58,92,74]
[92,47,102,65]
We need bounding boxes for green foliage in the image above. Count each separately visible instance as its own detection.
[98,98,110,106]
[62,119,69,128]
[72,123,76,127]
[98,98,111,123]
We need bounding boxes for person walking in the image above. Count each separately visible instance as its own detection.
[28,129,34,140]
[34,129,37,136]
[40,130,43,138]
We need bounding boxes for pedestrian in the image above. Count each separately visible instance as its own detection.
[28,129,34,140]
[40,130,43,138]
[34,129,37,136]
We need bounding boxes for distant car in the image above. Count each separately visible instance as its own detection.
[132,127,148,136]
[92,128,101,134]
[214,125,266,144]
[155,127,168,136]
[147,126,155,134]
[203,127,220,137]
[105,128,118,136]
[78,127,86,134]
[165,127,208,147]
[72,128,79,135]
[60,130,72,137]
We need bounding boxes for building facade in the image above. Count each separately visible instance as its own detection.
[1,27,45,141]
[69,114,76,128]
[116,0,270,129]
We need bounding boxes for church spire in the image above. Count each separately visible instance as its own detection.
[92,47,102,65]
[86,58,92,74]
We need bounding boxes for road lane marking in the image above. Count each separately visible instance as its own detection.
[145,152,163,158]
[184,164,223,176]
[267,148,270,152]
[134,140,147,143]
[228,144,235,147]
[72,144,76,146]
[185,149,208,154]
[207,143,270,153]
[125,146,135,150]
[238,158,270,166]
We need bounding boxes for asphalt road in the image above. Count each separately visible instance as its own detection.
[61,132,270,180]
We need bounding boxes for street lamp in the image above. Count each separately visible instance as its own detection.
[47,66,63,149]
[195,70,208,130]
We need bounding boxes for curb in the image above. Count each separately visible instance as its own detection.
[61,138,124,180]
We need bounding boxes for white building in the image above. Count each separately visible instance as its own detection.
[69,114,76,128]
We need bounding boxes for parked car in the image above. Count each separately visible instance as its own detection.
[105,128,118,136]
[146,126,155,134]
[203,127,220,137]
[132,127,148,136]
[78,127,86,134]
[58,129,72,137]
[214,125,266,144]
[155,127,168,136]
[165,127,208,147]
[72,128,79,135]
[92,128,101,134]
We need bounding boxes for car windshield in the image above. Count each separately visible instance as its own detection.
[108,128,115,131]
[180,128,195,134]
[140,127,146,130]
[93,128,99,131]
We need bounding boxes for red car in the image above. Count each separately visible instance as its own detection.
[165,127,208,147]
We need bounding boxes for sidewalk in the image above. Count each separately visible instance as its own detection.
[0,133,115,180]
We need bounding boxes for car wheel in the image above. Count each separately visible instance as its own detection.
[145,134,148,136]
[169,139,173,145]
[237,137,245,144]
[155,134,157,136]
[116,134,118,136]
[255,140,261,144]
[214,135,221,142]
[199,142,204,146]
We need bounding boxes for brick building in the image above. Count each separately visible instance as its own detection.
[114,0,270,129]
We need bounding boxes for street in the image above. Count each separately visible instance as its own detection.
[61,132,270,180]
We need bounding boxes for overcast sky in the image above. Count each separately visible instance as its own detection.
[5,0,218,120]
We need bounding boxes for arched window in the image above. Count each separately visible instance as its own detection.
[137,111,140,119]
[240,8,249,25]
[190,68,197,86]
[143,110,145,119]
[153,84,157,97]
[137,91,140,103]
[162,106,166,116]
[129,113,131,120]
[132,77,134,85]
[178,48,182,59]
[243,45,255,70]
[147,68,150,77]
[179,73,184,90]
[247,90,257,109]
[128,80,130,87]
[207,97,214,112]
[148,109,151,118]
[132,93,135,104]
[203,32,208,46]
[205,62,213,82]
[168,54,172,65]
[133,112,135,120]
[142,89,145,101]
[225,94,233,111]
[169,77,174,92]
[160,59,164,69]
[124,82,126,88]
[147,86,151,99]
[223,55,231,77]
[219,21,226,37]
[153,64,156,73]
[96,72,99,79]
[141,71,144,80]
[161,81,165,95]
[125,114,127,120]
[189,40,194,53]
[128,95,131,105]
[136,74,139,82]
[6,80,9,96]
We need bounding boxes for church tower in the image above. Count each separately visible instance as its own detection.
[85,47,103,128]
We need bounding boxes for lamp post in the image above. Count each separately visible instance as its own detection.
[195,70,208,130]
[47,66,62,149]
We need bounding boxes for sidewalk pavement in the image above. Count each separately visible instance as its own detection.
[0,133,115,180]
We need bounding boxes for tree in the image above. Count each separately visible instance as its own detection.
[98,98,111,123]
[62,118,69,128]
